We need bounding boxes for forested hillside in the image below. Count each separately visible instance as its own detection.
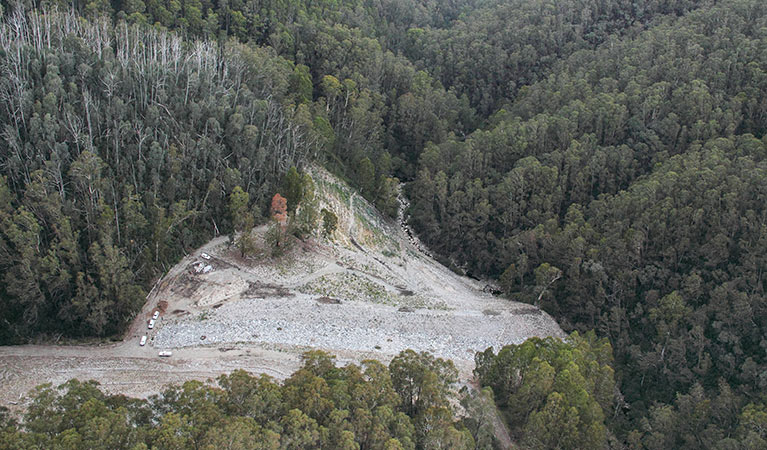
[0,2,470,341]
[407,1,767,446]
[1,0,767,447]
[0,9,316,340]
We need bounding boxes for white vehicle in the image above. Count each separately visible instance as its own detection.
[202,264,213,273]
[158,351,173,357]
[139,335,147,346]
[148,319,155,329]
[152,311,160,320]
[200,252,211,260]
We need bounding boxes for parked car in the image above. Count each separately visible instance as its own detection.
[152,310,160,320]
[140,335,147,346]
[158,351,172,357]
[200,252,211,260]
[148,319,155,329]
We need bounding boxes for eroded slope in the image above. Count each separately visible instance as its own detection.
[149,169,563,367]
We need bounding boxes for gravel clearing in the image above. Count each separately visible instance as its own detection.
[155,294,555,361]
[151,169,564,367]
[0,169,564,411]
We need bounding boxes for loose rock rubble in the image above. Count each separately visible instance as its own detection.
[154,294,558,362]
[151,170,564,367]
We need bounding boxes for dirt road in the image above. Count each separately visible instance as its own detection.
[0,343,302,408]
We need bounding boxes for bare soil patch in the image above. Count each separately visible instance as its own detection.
[513,307,543,316]
[243,281,293,298]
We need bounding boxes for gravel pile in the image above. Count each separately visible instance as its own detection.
[154,294,558,363]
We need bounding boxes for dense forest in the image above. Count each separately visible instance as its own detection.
[1,0,766,447]
[406,0,767,447]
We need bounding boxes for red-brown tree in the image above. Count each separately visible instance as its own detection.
[271,193,288,224]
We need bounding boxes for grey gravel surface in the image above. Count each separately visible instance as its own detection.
[155,293,558,362]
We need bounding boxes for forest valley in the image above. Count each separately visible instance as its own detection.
[0,0,766,448]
